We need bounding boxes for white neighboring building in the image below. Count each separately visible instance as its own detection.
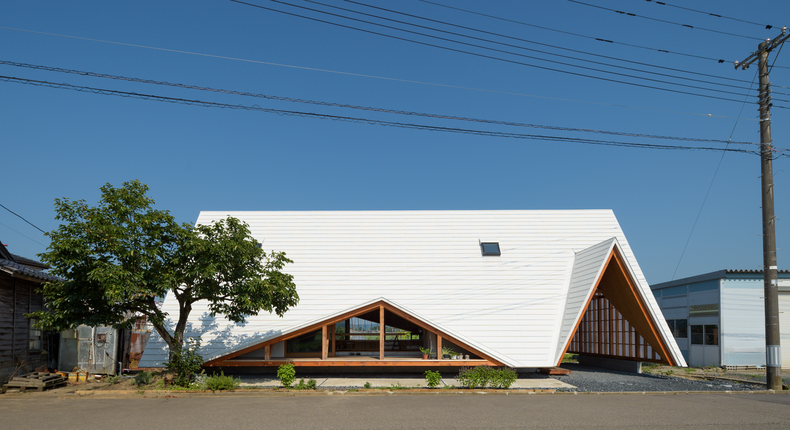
[140,210,686,371]
[652,270,790,368]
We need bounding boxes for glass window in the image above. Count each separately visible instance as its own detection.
[689,280,719,293]
[675,319,688,338]
[661,285,687,297]
[666,319,675,334]
[689,303,719,317]
[704,325,719,346]
[480,242,501,256]
[29,319,42,351]
[286,329,322,353]
[690,325,704,345]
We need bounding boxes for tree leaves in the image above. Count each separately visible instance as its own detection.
[30,180,298,359]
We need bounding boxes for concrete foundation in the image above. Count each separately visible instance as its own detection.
[578,355,642,373]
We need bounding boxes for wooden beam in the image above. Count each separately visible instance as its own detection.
[204,301,387,365]
[264,345,271,360]
[206,299,506,367]
[597,297,603,354]
[437,335,442,360]
[382,302,504,366]
[331,324,336,357]
[211,359,497,367]
[600,249,675,365]
[379,306,384,360]
[321,325,328,360]
[606,299,617,355]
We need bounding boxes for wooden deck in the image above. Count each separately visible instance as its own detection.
[214,356,495,367]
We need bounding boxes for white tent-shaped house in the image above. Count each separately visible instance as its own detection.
[139,210,686,371]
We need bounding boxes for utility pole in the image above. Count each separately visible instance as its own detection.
[735,26,788,391]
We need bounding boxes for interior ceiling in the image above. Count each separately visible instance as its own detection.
[352,309,422,333]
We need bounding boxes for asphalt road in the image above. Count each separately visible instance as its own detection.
[2,393,789,429]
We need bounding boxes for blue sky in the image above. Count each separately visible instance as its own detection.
[1,0,788,284]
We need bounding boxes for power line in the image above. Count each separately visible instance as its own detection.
[567,0,761,40]
[0,26,765,120]
[643,0,778,30]
[1,75,770,156]
[0,202,46,233]
[418,0,790,70]
[232,0,773,104]
[262,0,770,100]
[334,0,778,94]
[0,221,47,247]
[1,59,763,148]
[672,70,760,280]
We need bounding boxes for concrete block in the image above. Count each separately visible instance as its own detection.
[578,355,642,373]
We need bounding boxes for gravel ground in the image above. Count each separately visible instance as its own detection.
[552,363,766,392]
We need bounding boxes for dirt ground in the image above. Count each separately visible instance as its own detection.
[642,363,789,386]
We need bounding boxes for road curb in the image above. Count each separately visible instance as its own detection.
[59,388,788,399]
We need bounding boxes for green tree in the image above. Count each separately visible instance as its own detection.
[31,180,298,361]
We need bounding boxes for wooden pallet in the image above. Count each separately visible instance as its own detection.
[2,372,68,394]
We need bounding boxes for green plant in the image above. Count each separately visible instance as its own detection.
[30,180,299,368]
[363,382,372,389]
[424,370,442,388]
[277,363,296,388]
[419,347,432,355]
[133,371,155,386]
[457,366,517,389]
[683,368,695,374]
[105,375,121,385]
[292,378,318,390]
[389,382,407,390]
[665,369,675,376]
[204,371,240,391]
[490,367,517,389]
[165,338,205,387]
[441,346,454,357]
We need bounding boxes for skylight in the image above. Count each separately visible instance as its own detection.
[480,242,501,256]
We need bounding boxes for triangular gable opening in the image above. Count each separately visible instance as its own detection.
[558,248,677,366]
[205,299,504,367]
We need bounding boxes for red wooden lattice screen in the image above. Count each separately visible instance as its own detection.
[567,292,662,362]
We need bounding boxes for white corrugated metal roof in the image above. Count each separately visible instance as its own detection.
[140,210,683,368]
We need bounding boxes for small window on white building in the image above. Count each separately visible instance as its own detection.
[675,319,687,338]
[480,242,501,256]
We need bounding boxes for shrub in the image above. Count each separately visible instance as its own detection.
[424,370,442,388]
[133,371,155,386]
[363,382,372,389]
[204,371,240,391]
[105,375,121,385]
[457,366,517,389]
[277,363,296,388]
[491,367,517,389]
[292,378,318,390]
[165,338,204,387]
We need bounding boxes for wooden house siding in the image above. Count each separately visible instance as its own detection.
[0,275,47,384]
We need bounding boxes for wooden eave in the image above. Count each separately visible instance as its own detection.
[204,299,505,367]
[556,247,677,367]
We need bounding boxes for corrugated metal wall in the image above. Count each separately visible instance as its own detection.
[721,278,765,366]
